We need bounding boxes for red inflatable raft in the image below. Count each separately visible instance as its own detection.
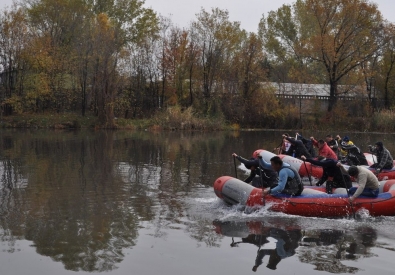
[256,149,395,181]
[214,176,395,217]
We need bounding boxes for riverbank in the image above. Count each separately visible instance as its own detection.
[1,109,395,132]
[0,109,234,131]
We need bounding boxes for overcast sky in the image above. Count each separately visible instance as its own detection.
[0,0,394,32]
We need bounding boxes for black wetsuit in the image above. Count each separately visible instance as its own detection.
[306,158,352,193]
[235,156,278,188]
[285,137,311,159]
[297,134,316,157]
[327,139,339,155]
[341,144,368,166]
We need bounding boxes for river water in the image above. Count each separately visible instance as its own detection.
[0,129,394,275]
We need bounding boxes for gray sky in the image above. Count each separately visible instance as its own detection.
[0,0,394,32]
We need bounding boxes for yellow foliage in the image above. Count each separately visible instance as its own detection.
[231,123,240,130]
[3,95,23,114]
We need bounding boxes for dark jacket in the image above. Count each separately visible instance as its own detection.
[306,158,352,189]
[327,139,339,154]
[370,146,394,170]
[297,134,316,157]
[285,137,311,159]
[341,144,368,166]
[235,156,278,187]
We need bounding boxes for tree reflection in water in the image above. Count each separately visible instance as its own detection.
[0,131,140,272]
[213,219,378,274]
[0,130,237,272]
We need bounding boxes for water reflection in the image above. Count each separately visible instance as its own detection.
[213,220,379,274]
[298,227,376,273]
[0,129,394,273]
[0,131,141,272]
[0,130,239,272]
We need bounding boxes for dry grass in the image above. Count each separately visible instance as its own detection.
[0,113,95,129]
[3,107,395,133]
[151,106,226,130]
[371,110,395,132]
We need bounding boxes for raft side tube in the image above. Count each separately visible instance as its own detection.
[382,180,395,193]
[214,176,255,206]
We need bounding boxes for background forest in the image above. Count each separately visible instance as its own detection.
[1,0,395,130]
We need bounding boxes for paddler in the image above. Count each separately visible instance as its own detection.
[369,142,394,172]
[232,153,277,189]
[337,164,380,202]
[301,155,351,194]
[258,156,304,196]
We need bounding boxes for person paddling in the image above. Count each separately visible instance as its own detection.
[340,136,354,156]
[232,153,278,189]
[283,134,311,159]
[301,155,351,194]
[310,138,338,160]
[296,133,316,157]
[258,156,304,196]
[337,164,380,202]
[369,142,394,172]
[326,135,339,155]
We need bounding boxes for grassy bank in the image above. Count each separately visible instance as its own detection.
[116,107,233,131]
[298,110,395,133]
[0,114,96,129]
[0,108,233,130]
[2,109,395,132]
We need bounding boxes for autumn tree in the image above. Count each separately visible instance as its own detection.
[378,24,395,108]
[261,0,386,112]
[0,5,29,114]
[161,26,190,106]
[192,8,243,114]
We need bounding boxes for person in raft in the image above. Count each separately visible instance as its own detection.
[368,142,394,172]
[340,136,354,156]
[296,133,316,157]
[310,137,338,160]
[337,164,380,202]
[301,155,352,194]
[341,141,369,166]
[274,138,291,154]
[283,134,311,159]
[232,153,278,189]
[326,135,339,155]
[258,156,304,196]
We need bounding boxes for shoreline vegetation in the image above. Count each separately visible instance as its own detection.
[2,0,395,130]
[2,108,395,133]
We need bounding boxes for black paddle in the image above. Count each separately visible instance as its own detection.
[340,168,356,219]
[258,166,266,206]
[303,161,313,186]
[233,156,238,179]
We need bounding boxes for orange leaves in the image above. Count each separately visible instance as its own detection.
[96,13,112,33]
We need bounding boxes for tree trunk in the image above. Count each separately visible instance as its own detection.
[189,65,193,106]
[384,57,395,109]
[81,59,88,117]
[328,80,337,112]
